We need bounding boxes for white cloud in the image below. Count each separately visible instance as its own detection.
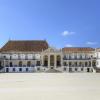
[86,41,97,45]
[62,31,75,36]
[65,44,73,47]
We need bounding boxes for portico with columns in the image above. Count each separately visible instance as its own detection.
[41,48,63,69]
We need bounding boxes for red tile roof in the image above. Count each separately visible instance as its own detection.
[62,47,94,52]
[0,40,49,52]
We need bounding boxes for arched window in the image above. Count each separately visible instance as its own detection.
[79,62,82,67]
[19,61,22,67]
[27,61,31,67]
[69,62,72,67]
[74,62,77,66]
[85,62,88,67]
[92,61,96,67]
[63,62,67,66]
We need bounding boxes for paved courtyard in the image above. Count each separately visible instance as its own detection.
[0,73,100,100]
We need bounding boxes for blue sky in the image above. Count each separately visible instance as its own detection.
[0,0,99,48]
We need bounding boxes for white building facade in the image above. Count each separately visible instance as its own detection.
[0,40,99,73]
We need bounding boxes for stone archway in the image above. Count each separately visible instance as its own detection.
[44,55,48,67]
[50,55,54,66]
[56,55,61,67]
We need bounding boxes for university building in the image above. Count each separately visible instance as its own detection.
[0,40,100,73]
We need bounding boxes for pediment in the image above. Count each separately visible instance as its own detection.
[42,47,60,53]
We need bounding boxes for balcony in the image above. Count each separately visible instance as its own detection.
[3,58,38,60]
[68,65,91,67]
[63,57,92,60]
[5,65,35,67]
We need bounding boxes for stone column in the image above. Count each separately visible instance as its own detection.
[67,60,69,72]
[34,60,36,67]
[77,61,79,67]
[48,55,50,68]
[3,60,5,72]
[3,60,5,67]
[54,55,56,68]
[61,54,63,67]
[88,61,89,67]
[91,59,92,68]
[68,60,70,72]
[84,61,85,72]
[91,59,93,72]
[41,55,44,66]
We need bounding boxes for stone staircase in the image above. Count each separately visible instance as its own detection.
[93,66,100,73]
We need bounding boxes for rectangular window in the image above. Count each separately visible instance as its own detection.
[6,68,9,72]
[37,68,40,71]
[69,68,72,72]
[81,68,83,71]
[75,68,77,71]
[26,68,28,72]
[63,62,67,66]
[87,68,90,72]
[36,61,40,66]
[64,68,66,71]
[19,68,22,72]
[13,68,15,72]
